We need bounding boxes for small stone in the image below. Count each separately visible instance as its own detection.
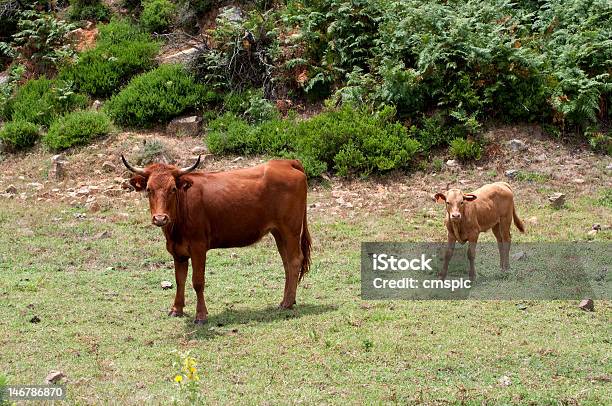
[161,281,173,290]
[498,375,512,387]
[49,154,67,181]
[606,163,612,170]
[572,178,585,184]
[446,159,457,167]
[28,182,44,190]
[548,192,566,209]
[511,251,527,261]
[162,47,200,64]
[534,153,547,162]
[94,231,111,240]
[586,229,598,240]
[92,100,102,110]
[6,184,17,194]
[232,157,244,163]
[76,187,90,196]
[167,116,202,137]
[505,169,519,178]
[104,188,123,197]
[508,139,527,151]
[102,161,116,172]
[578,298,594,311]
[191,146,207,155]
[45,370,65,384]
[516,303,528,311]
[86,201,100,213]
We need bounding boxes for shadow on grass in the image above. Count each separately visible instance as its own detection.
[183,303,338,340]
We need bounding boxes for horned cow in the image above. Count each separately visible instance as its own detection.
[434,182,525,280]
[122,156,311,324]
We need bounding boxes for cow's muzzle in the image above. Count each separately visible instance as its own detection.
[152,214,169,227]
[450,213,461,221]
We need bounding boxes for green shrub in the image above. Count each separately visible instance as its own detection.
[449,138,483,162]
[43,110,112,150]
[59,20,159,97]
[69,0,111,22]
[207,105,421,177]
[587,131,611,155]
[222,89,279,123]
[104,64,217,127]
[0,120,39,151]
[140,0,176,33]
[3,78,87,127]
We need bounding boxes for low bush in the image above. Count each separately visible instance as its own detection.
[59,20,159,97]
[43,110,112,150]
[69,0,112,22]
[104,64,217,127]
[140,0,176,33]
[207,105,421,177]
[449,138,483,161]
[0,120,39,151]
[3,77,87,127]
[222,89,279,123]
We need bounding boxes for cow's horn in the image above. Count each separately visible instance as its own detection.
[121,155,146,175]
[178,155,201,175]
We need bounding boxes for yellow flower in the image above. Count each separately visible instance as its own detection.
[174,374,183,383]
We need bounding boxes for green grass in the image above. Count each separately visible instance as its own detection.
[0,192,610,404]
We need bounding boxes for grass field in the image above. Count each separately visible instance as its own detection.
[0,179,610,404]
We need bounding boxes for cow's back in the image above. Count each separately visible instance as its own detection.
[470,182,515,231]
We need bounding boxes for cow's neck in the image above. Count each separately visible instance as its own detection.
[451,221,464,243]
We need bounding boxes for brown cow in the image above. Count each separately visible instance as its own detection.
[122,156,311,324]
[434,182,525,280]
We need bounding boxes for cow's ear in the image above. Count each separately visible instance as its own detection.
[434,193,446,203]
[177,177,193,191]
[464,193,477,202]
[130,175,147,191]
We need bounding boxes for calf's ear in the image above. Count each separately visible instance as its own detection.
[464,193,477,201]
[434,193,446,203]
[129,175,147,191]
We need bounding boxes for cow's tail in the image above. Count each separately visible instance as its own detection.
[299,208,312,282]
[291,159,311,282]
[513,205,525,233]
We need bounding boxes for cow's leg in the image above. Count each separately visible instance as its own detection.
[191,249,208,324]
[169,258,188,317]
[274,229,303,309]
[440,233,456,280]
[467,238,478,281]
[500,217,512,272]
[492,224,505,272]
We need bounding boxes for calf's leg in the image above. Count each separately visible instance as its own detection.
[492,224,506,272]
[440,234,456,280]
[191,249,208,324]
[170,258,188,317]
[274,229,303,309]
[500,217,512,272]
[467,238,478,281]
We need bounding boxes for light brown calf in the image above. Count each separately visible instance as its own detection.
[434,182,525,280]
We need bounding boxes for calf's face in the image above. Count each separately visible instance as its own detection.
[434,189,477,222]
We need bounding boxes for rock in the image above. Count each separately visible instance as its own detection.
[446,159,457,167]
[220,5,244,22]
[162,47,199,64]
[592,224,601,231]
[548,192,565,209]
[161,281,173,290]
[572,178,585,184]
[30,315,41,323]
[511,251,527,261]
[505,169,519,179]
[167,116,202,137]
[578,298,594,311]
[86,201,100,213]
[606,163,612,170]
[45,370,65,384]
[68,27,98,52]
[104,188,123,197]
[232,157,244,163]
[6,184,17,194]
[516,303,528,311]
[586,229,598,240]
[534,153,547,162]
[498,375,512,387]
[92,100,103,111]
[102,161,116,172]
[0,71,8,85]
[191,146,207,155]
[508,139,527,151]
[49,154,68,181]
[76,186,90,196]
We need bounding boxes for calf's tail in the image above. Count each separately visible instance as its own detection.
[513,205,525,233]
[299,208,312,282]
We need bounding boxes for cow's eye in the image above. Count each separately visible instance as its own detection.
[446,202,450,205]
[171,186,177,193]
[460,201,464,205]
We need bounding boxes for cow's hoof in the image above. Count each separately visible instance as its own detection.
[168,310,184,317]
[278,301,295,309]
[193,318,207,325]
